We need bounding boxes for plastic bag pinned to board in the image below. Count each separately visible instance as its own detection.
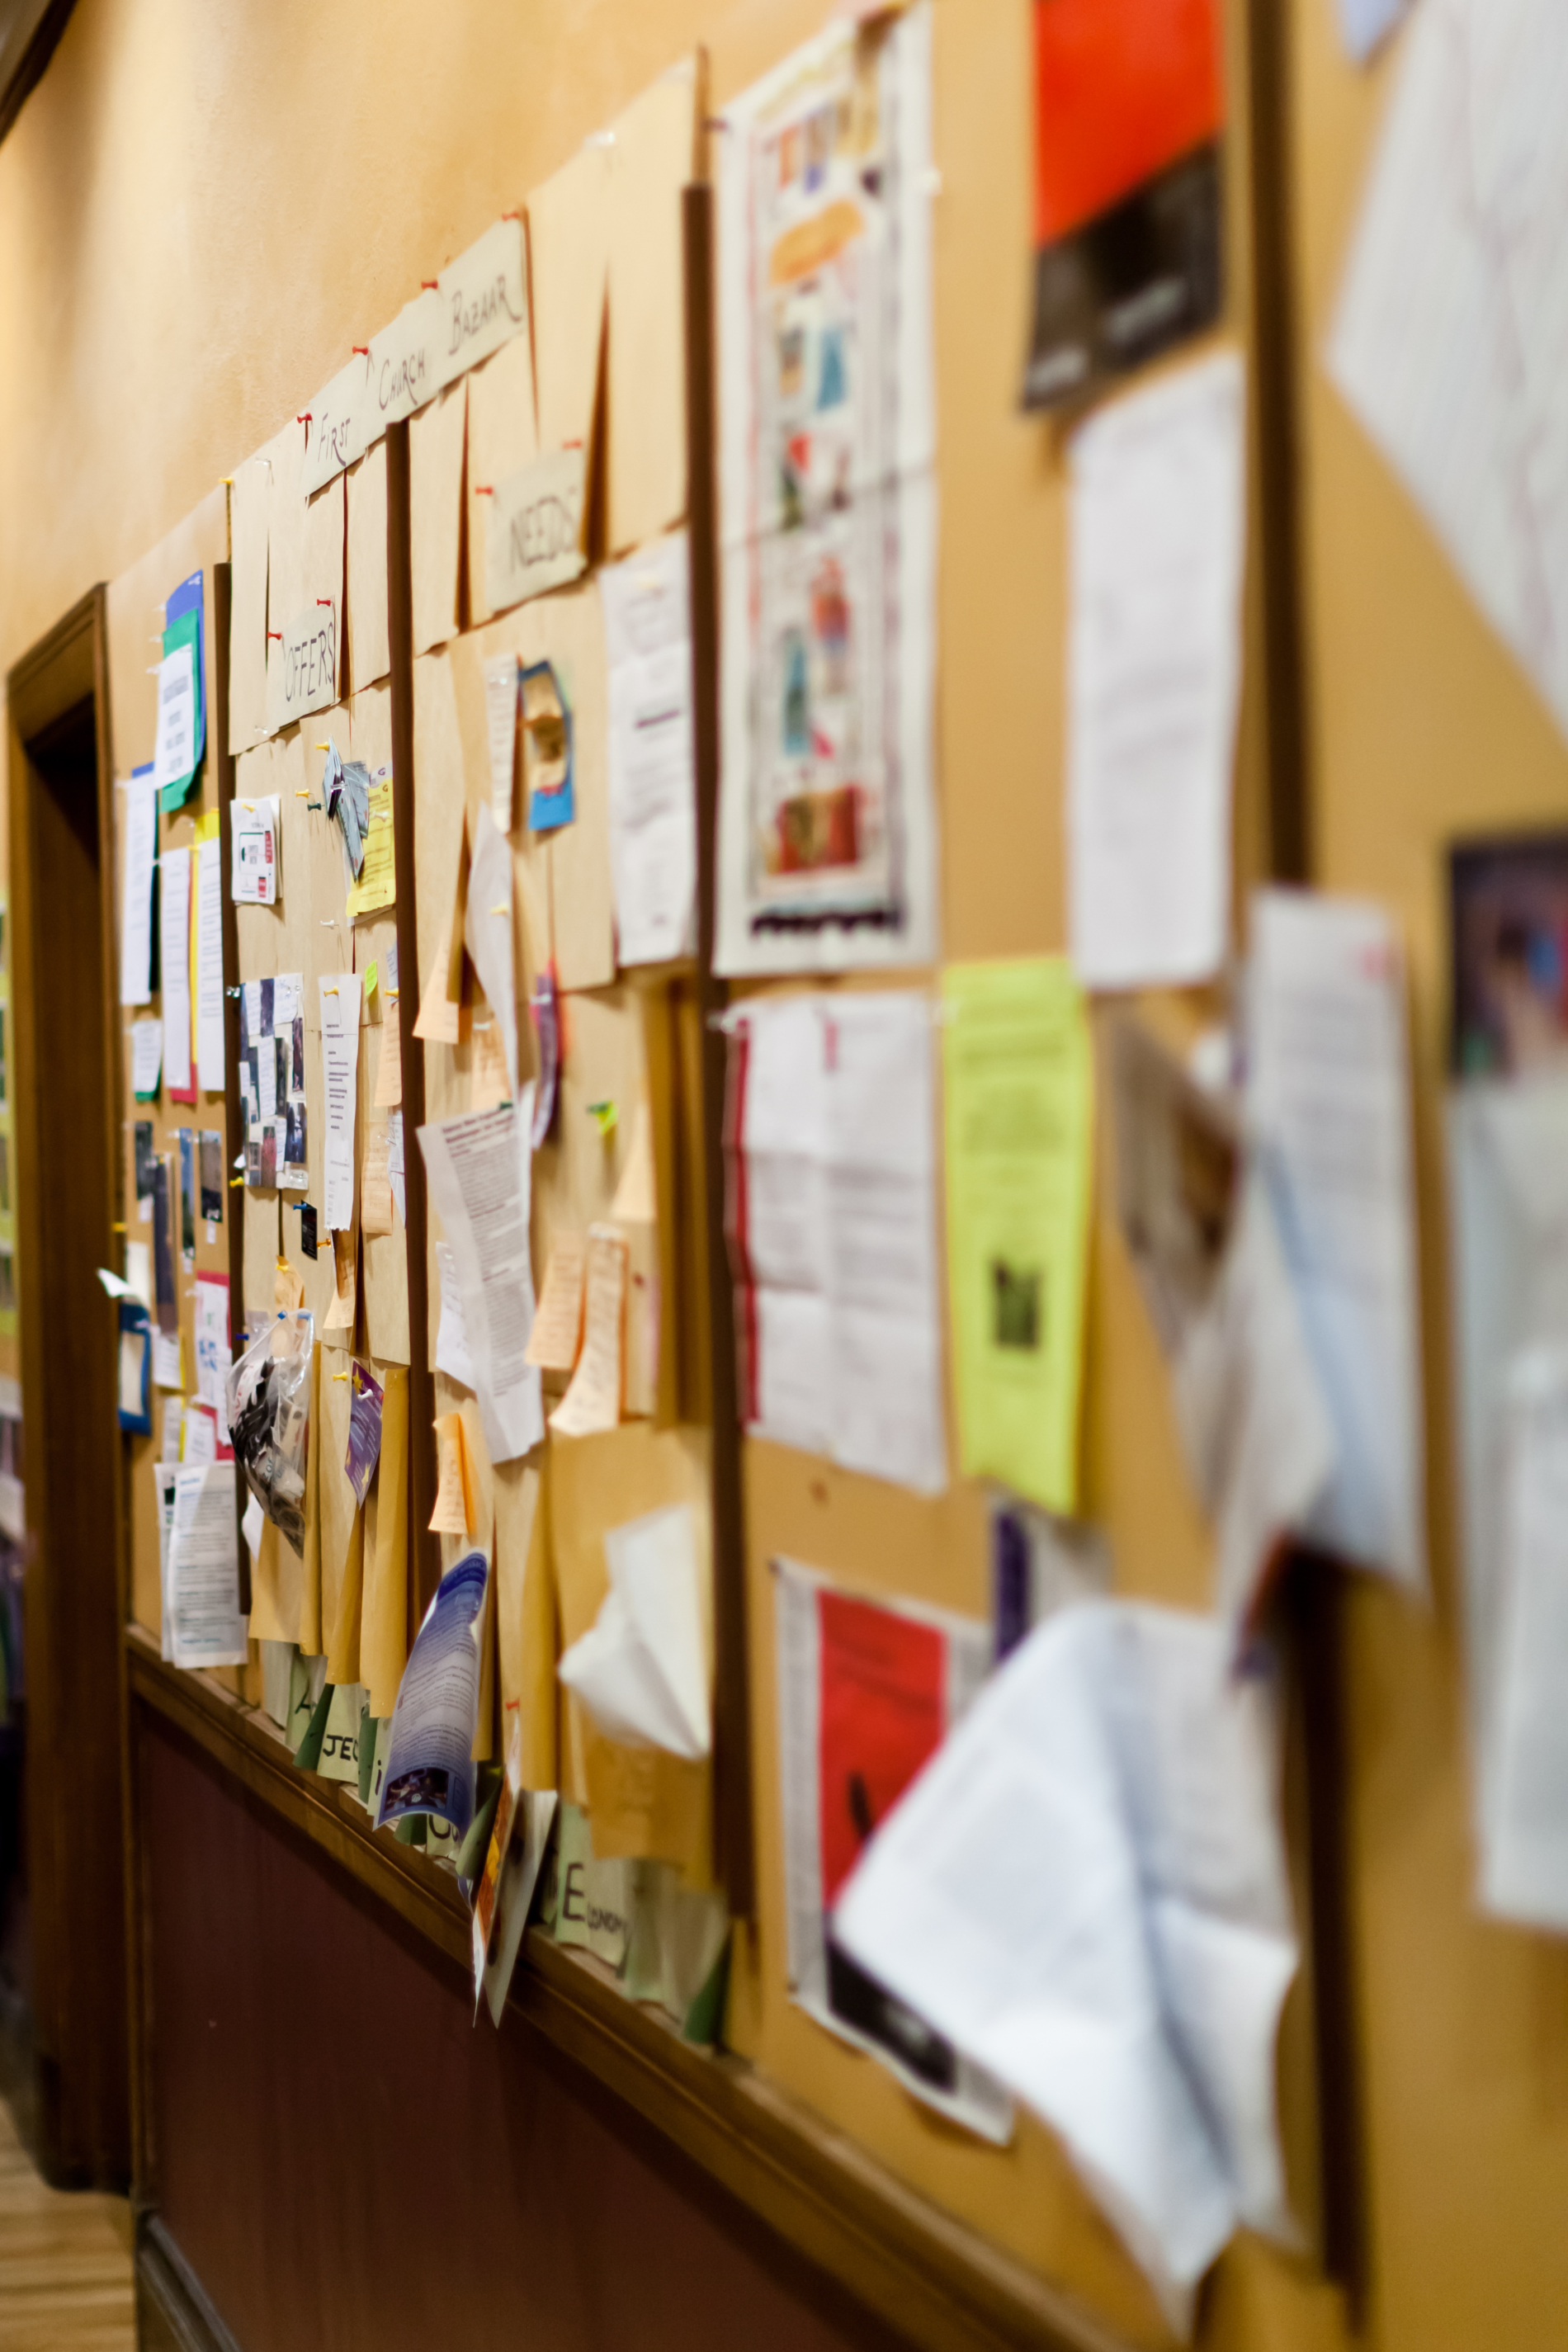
[226,1311,314,1556]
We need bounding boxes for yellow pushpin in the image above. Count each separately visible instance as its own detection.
[587,1098,617,1140]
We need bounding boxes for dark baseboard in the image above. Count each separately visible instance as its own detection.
[136,2216,243,2352]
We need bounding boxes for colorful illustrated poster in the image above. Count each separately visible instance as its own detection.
[716,5,937,975]
[1021,0,1225,411]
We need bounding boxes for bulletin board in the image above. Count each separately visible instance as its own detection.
[106,486,236,1653]
[1273,5,1568,2348]
[96,1,1381,2347]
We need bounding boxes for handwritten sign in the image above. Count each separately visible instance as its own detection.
[266,602,338,731]
[302,354,371,495]
[436,215,528,388]
[486,445,588,615]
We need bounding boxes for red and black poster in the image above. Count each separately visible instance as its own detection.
[1022,0,1226,410]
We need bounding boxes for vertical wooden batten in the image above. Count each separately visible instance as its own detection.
[683,178,755,1920]
[210,560,251,1616]
[384,418,441,1615]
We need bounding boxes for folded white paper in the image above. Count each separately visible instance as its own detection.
[558,1503,711,1759]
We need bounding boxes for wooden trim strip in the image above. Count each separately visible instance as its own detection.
[125,1623,1130,2352]
[137,2214,244,2352]
[383,416,442,1617]
[682,180,756,1920]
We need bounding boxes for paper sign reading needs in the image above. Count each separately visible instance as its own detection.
[486,446,588,616]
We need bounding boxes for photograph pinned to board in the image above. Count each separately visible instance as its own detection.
[199,1130,224,1224]
[521,660,574,832]
[1449,831,1568,1079]
[715,2,939,975]
[1020,0,1226,411]
[242,975,308,1191]
[231,794,280,904]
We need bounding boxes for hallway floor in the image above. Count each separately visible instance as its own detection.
[0,2099,133,2351]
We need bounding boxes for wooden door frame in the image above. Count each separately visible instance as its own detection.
[5,583,131,2185]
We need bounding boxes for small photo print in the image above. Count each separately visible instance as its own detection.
[992,1260,1041,1352]
[200,1131,224,1223]
[1452,831,1568,1076]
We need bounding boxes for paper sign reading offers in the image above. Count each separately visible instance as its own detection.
[486,446,588,616]
[267,604,338,730]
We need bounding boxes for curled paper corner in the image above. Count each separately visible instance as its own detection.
[558,1502,711,1760]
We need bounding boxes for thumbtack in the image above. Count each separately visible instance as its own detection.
[317,598,332,607]
[489,904,508,916]
[112,1221,126,1233]
[267,631,282,642]
[474,484,494,496]
[297,412,312,424]
[222,475,234,485]
[421,280,438,290]
[502,207,522,220]
[295,788,309,798]
[352,345,369,357]
[229,1175,245,1189]
[333,1371,350,1381]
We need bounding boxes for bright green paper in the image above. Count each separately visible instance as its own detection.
[942,958,1093,1514]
